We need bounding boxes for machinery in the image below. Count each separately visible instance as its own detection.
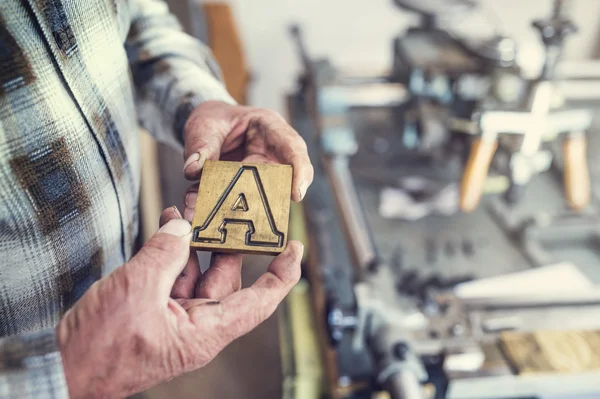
[391,0,597,213]
[281,1,600,398]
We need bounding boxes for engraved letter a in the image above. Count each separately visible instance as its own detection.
[195,166,284,247]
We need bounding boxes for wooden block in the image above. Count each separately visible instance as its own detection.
[190,160,292,255]
[500,330,600,375]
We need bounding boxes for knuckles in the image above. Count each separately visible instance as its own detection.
[294,136,309,152]
[196,283,219,299]
[287,137,310,159]
[250,107,285,123]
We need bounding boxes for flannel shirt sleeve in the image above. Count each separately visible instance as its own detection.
[126,0,236,148]
[0,329,69,399]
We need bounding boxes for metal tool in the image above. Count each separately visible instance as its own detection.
[488,196,600,266]
[459,0,596,212]
[287,2,600,399]
[506,81,555,204]
[291,26,409,273]
[368,328,427,399]
[506,0,576,204]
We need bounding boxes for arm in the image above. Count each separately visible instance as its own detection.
[126,1,314,203]
[0,329,69,399]
[126,0,235,147]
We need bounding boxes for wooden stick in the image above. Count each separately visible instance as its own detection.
[460,136,498,213]
[563,133,591,211]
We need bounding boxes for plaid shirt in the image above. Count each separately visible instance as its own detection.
[0,0,234,397]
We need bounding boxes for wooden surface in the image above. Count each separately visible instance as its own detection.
[202,2,249,104]
[304,222,342,399]
[563,133,591,210]
[500,330,600,375]
[139,130,162,243]
[190,160,292,255]
[279,280,324,399]
[459,137,498,212]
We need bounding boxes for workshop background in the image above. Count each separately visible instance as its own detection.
[136,1,600,398]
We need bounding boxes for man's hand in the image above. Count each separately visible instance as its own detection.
[56,210,303,399]
[181,101,314,221]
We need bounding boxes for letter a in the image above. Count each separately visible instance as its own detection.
[195,166,284,247]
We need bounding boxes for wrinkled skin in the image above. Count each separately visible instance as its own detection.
[57,209,303,399]
[57,100,313,398]
[176,100,313,299]
[181,100,314,219]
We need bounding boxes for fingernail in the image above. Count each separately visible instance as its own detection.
[292,240,304,253]
[183,152,200,172]
[171,205,182,218]
[158,219,192,237]
[183,207,195,222]
[298,181,309,201]
[197,151,207,169]
[185,192,198,208]
[298,243,305,259]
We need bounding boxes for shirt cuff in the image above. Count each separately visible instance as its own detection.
[172,81,237,145]
[135,64,237,149]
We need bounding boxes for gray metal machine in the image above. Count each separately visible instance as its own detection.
[288,1,600,398]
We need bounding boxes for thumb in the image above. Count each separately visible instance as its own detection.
[126,218,193,297]
[183,102,240,180]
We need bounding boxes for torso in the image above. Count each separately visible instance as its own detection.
[0,0,140,336]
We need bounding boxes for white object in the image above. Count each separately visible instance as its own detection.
[454,262,593,299]
[379,184,458,220]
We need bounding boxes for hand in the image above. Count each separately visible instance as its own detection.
[181,101,314,221]
[56,209,303,399]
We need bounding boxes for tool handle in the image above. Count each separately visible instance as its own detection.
[460,137,498,212]
[563,133,591,210]
[289,24,312,75]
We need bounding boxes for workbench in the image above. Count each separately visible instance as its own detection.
[284,90,600,399]
[293,93,600,283]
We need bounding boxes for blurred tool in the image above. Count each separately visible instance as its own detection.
[379,178,458,220]
[203,2,250,104]
[285,1,600,398]
[459,0,595,211]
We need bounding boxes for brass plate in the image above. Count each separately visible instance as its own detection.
[190,160,292,255]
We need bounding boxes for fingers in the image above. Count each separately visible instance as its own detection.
[183,184,199,222]
[195,253,243,300]
[183,101,235,180]
[171,254,201,299]
[182,103,314,201]
[190,241,303,338]
[126,215,192,298]
[246,116,314,202]
[159,206,202,299]
[183,149,211,181]
[159,206,182,227]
